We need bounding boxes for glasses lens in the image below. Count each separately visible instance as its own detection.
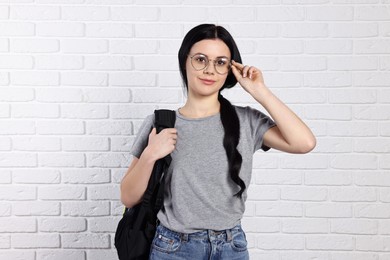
[214,58,231,74]
[191,54,208,71]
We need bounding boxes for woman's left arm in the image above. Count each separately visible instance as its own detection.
[231,61,316,154]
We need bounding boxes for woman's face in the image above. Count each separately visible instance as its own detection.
[185,39,231,98]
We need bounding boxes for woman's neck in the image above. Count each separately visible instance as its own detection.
[179,95,220,119]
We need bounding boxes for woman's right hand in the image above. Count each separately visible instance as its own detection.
[145,128,177,161]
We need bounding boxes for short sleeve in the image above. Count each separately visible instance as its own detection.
[130,114,154,158]
[243,106,276,152]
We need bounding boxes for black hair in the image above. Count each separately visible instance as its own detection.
[178,24,245,198]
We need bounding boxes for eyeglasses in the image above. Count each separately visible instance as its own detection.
[189,53,231,75]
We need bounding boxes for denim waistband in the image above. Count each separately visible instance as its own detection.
[156,224,243,243]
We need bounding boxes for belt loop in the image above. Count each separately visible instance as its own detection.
[226,228,232,242]
[181,233,188,242]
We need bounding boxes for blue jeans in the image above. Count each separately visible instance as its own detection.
[149,224,249,260]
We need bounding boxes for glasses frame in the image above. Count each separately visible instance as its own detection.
[189,53,232,75]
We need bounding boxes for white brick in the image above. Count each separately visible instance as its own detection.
[110,39,158,55]
[256,40,303,55]
[35,55,83,70]
[135,23,182,38]
[0,55,33,69]
[281,252,330,260]
[255,170,302,185]
[85,56,132,71]
[86,23,133,38]
[256,202,303,217]
[37,120,84,135]
[110,104,157,119]
[355,204,390,218]
[305,105,351,120]
[87,153,130,168]
[62,6,109,21]
[36,88,83,102]
[110,72,156,87]
[280,56,327,71]
[13,137,60,151]
[331,154,377,170]
[247,185,279,201]
[256,6,304,21]
[329,89,376,104]
[62,201,109,217]
[111,6,158,21]
[86,121,132,135]
[356,6,390,21]
[133,55,178,71]
[39,186,86,200]
[305,171,352,186]
[61,104,108,119]
[38,153,85,167]
[304,72,351,87]
[378,89,390,103]
[88,216,119,232]
[62,234,109,249]
[280,154,328,169]
[0,137,11,151]
[305,39,352,54]
[132,88,181,103]
[330,23,378,38]
[88,184,119,200]
[273,88,327,104]
[61,39,108,54]
[12,104,59,118]
[62,169,110,184]
[11,38,59,53]
[380,22,390,37]
[281,187,328,201]
[282,218,328,234]
[111,137,134,152]
[83,88,131,103]
[10,5,60,20]
[0,202,11,216]
[0,235,10,248]
[380,155,390,169]
[379,220,390,234]
[355,171,390,187]
[62,137,109,151]
[354,105,390,120]
[0,72,9,85]
[332,219,377,235]
[328,121,378,137]
[229,23,280,38]
[39,218,86,232]
[37,22,85,37]
[314,137,352,153]
[0,153,37,167]
[257,235,304,250]
[0,251,34,260]
[12,234,60,248]
[160,7,209,22]
[11,71,59,86]
[331,187,377,202]
[242,217,280,233]
[356,236,390,251]
[13,169,60,184]
[306,203,352,218]
[61,72,108,86]
[355,138,390,153]
[306,235,354,250]
[157,39,182,55]
[0,120,35,135]
[13,201,60,216]
[0,88,34,102]
[0,170,11,183]
[87,250,118,260]
[329,56,378,71]
[355,71,390,87]
[0,217,36,232]
[0,5,8,19]
[282,23,328,38]
[158,72,182,87]
[355,40,390,54]
[37,250,85,260]
[306,6,354,21]
[332,252,378,260]
[0,22,34,36]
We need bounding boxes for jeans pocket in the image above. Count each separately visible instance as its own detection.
[230,228,248,252]
[152,228,181,254]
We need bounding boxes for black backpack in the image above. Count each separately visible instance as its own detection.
[114,109,176,260]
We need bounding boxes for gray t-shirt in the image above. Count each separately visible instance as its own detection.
[130,105,276,233]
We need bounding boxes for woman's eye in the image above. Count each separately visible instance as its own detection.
[217,59,227,66]
[196,57,207,63]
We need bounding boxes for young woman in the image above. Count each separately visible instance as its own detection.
[120,24,316,260]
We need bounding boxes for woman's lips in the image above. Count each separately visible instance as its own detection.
[199,78,216,85]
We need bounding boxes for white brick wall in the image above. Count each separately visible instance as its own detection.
[0,1,389,260]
